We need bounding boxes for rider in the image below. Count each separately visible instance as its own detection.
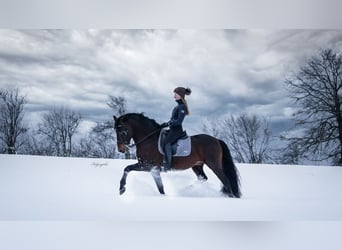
[161,87,191,171]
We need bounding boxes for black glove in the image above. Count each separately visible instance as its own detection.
[160,122,169,128]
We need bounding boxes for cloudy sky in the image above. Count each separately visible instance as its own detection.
[1,29,342,135]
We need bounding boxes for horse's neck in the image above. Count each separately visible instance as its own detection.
[131,123,157,143]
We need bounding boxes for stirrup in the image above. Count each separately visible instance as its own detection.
[161,161,171,172]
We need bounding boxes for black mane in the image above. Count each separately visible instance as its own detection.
[119,113,161,129]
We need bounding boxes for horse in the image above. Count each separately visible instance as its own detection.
[113,113,241,198]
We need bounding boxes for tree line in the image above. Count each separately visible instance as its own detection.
[0,92,128,159]
[1,48,342,165]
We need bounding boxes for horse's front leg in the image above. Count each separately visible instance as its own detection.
[119,163,142,195]
[150,167,165,195]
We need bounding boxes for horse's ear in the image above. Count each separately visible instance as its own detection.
[113,115,117,121]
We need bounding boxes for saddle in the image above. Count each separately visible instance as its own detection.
[158,128,191,157]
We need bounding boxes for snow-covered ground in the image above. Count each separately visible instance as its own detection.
[1,154,342,249]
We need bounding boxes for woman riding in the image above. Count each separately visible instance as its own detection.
[161,87,191,171]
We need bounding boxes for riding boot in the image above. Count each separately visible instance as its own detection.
[163,143,172,171]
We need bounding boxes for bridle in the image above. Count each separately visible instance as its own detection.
[115,123,162,148]
[115,124,131,146]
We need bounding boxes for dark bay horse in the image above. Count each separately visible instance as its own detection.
[114,113,241,198]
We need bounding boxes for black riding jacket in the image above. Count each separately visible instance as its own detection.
[163,100,187,145]
[168,100,187,129]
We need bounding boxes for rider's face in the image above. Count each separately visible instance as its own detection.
[174,92,181,100]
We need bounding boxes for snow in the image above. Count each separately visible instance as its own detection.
[1,154,342,249]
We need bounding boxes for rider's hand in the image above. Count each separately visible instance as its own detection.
[160,122,169,128]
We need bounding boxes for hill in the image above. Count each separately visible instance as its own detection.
[0,154,341,249]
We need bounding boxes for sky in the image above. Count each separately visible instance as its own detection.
[1,29,342,136]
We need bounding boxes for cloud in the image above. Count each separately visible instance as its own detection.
[0,29,341,135]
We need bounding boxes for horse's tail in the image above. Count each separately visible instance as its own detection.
[219,140,241,198]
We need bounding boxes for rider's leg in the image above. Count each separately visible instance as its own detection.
[163,143,172,171]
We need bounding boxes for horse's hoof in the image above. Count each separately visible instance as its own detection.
[119,187,126,195]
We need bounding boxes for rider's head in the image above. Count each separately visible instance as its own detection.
[174,87,191,99]
[174,87,191,115]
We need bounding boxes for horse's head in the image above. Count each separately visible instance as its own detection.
[113,115,133,153]
[113,113,162,153]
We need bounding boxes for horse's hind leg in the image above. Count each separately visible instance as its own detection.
[192,163,208,181]
[205,160,234,197]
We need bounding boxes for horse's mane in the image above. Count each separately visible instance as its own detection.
[120,113,161,129]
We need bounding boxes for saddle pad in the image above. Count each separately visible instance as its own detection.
[158,129,191,157]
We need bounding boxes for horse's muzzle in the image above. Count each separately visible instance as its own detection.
[118,143,126,153]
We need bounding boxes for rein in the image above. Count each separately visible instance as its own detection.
[127,127,162,148]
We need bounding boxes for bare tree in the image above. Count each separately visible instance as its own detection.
[95,95,131,159]
[88,121,116,158]
[278,136,301,165]
[201,117,221,138]
[218,113,272,164]
[19,131,54,156]
[76,95,128,159]
[74,133,113,159]
[38,107,82,156]
[107,95,127,116]
[0,88,27,154]
[284,48,342,165]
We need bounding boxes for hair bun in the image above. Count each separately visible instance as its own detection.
[185,88,191,95]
